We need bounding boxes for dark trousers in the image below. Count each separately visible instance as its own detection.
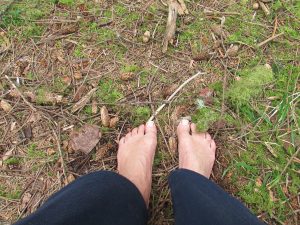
[15,169,264,225]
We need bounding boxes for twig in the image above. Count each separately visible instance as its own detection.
[148,71,205,121]
[257,32,284,47]
[5,75,37,112]
[52,129,67,179]
[258,1,270,16]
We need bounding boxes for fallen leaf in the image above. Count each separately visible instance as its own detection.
[162,84,177,98]
[64,174,75,185]
[62,76,72,86]
[73,85,87,102]
[101,106,110,127]
[193,51,211,61]
[0,99,12,112]
[199,87,213,98]
[74,70,82,80]
[226,45,239,57]
[120,72,135,81]
[109,117,119,128]
[72,88,97,113]
[47,148,56,156]
[23,125,32,139]
[95,143,113,161]
[69,124,101,154]
[0,149,14,166]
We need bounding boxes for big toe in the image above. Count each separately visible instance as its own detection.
[145,121,157,138]
[177,119,191,138]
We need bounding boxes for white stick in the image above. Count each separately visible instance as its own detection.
[148,71,205,121]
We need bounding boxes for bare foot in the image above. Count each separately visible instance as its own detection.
[177,119,216,178]
[117,121,157,206]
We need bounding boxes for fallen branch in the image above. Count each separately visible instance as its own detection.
[257,32,284,47]
[162,1,178,53]
[148,71,205,121]
[5,75,37,112]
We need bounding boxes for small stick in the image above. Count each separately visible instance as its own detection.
[257,32,284,47]
[258,1,270,16]
[148,71,205,121]
[5,75,37,112]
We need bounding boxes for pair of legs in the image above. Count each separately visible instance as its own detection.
[15,120,265,225]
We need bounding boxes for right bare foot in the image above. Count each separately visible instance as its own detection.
[177,119,216,178]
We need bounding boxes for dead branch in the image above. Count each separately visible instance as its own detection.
[162,1,178,53]
[148,71,206,121]
[257,32,284,47]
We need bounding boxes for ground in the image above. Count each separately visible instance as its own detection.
[0,0,299,224]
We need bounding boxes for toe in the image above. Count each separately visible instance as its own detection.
[125,132,132,140]
[132,128,138,136]
[137,124,145,135]
[191,123,197,134]
[205,133,212,140]
[119,137,125,145]
[145,121,157,138]
[177,119,191,138]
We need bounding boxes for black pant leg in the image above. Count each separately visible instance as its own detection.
[169,169,265,225]
[14,171,147,225]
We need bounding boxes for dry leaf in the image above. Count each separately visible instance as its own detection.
[47,148,56,156]
[143,31,151,43]
[24,91,36,102]
[109,117,119,128]
[101,106,110,127]
[177,0,189,15]
[163,84,177,98]
[0,99,12,112]
[72,88,97,113]
[73,85,87,102]
[95,143,112,161]
[226,45,239,57]
[0,149,13,166]
[120,72,135,81]
[169,136,177,153]
[92,100,98,114]
[193,51,211,61]
[23,125,32,139]
[69,124,101,154]
[74,70,83,80]
[64,174,75,185]
[62,76,72,86]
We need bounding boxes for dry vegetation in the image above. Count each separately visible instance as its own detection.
[0,0,299,224]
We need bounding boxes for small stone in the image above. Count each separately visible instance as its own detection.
[142,31,151,43]
[253,2,259,10]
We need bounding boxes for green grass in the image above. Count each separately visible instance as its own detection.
[27,143,47,158]
[132,106,151,126]
[0,185,21,200]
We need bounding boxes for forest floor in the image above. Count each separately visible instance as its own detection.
[0,0,299,224]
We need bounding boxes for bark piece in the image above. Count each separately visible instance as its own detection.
[69,125,101,154]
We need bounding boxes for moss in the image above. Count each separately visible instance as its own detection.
[227,65,274,107]
[4,157,21,165]
[59,0,75,6]
[36,87,47,105]
[96,79,123,103]
[121,64,139,73]
[0,186,21,200]
[27,143,47,158]
[133,106,151,126]
[192,107,220,132]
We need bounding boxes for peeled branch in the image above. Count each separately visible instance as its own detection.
[162,1,180,53]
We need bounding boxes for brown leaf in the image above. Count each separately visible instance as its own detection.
[193,51,211,61]
[0,99,12,112]
[101,106,110,127]
[95,143,113,161]
[120,72,135,81]
[226,45,239,57]
[74,70,83,80]
[199,87,213,98]
[64,174,75,185]
[109,117,119,128]
[72,88,97,113]
[62,76,72,86]
[23,125,32,139]
[162,84,177,98]
[73,85,87,102]
[69,124,101,154]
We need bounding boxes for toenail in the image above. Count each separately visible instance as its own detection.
[146,121,155,127]
[180,119,189,125]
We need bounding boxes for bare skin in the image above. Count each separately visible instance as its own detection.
[117,119,216,205]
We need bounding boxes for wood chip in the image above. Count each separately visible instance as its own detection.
[69,124,101,154]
